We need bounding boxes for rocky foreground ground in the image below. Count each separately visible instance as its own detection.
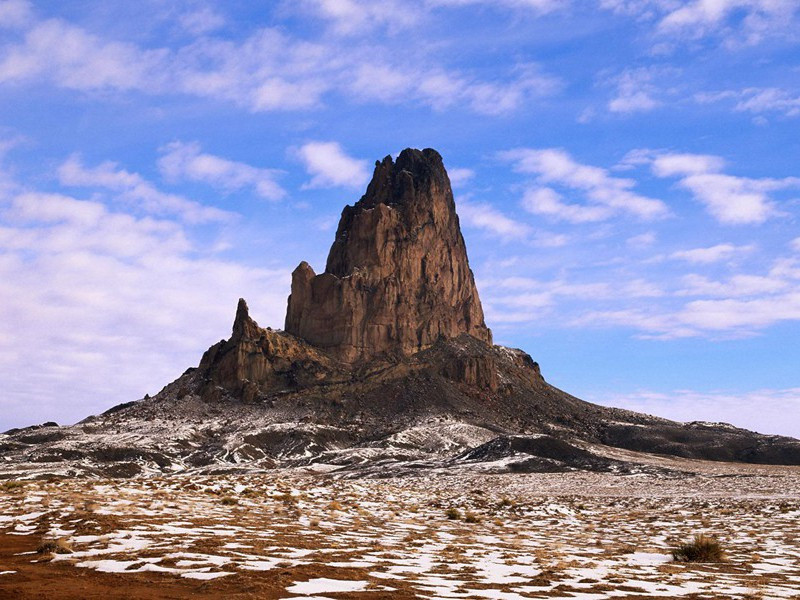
[1,457,799,599]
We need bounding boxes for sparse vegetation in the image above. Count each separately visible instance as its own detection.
[445,507,462,520]
[37,537,73,555]
[464,511,480,523]
[1,480,26,492]
[219,495,238,506]
[672,534,726,563]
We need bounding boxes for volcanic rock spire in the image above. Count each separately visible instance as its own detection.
[285,148,492,362]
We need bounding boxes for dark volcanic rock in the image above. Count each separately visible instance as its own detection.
[285,148,492,363]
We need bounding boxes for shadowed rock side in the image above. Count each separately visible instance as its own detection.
[285,148,491,363]
[2,147,800,479]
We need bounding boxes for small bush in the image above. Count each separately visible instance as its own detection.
[445,507,462,520]
[328,501,344,511]
[219,496,238,506]
[464,511,480,523]
[672,534,726,563]
[1,480,25,492]
[37,538,73,555]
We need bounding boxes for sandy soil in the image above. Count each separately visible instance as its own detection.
[2,459,800,599]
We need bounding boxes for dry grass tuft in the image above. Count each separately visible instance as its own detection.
[37,537,73,555]
[445,507,462,520]
[672,534,727,563]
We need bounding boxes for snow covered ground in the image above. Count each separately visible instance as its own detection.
[1,463,800,599]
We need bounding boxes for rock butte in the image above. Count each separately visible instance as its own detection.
[285,148,492,363]
[3,147,800,479]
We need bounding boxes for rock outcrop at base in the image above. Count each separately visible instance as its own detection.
[285,148,492,363]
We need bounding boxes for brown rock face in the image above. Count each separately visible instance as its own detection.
[285,148,492,362]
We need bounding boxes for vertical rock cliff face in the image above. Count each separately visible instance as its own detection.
[285,148,492,362]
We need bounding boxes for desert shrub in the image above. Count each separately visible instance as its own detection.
[219,495,238,506]
[1,480,25,492]
[464,511,480,523]
[445,507,462,520]
[37,538,73,555]
[328,501,344,511]
[672,534,726,563]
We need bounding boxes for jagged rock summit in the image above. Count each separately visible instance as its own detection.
[285,148,492,363]
[3,147,800,479]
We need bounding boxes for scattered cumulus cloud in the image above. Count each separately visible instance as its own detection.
[502,148,669,222]
[297,141,370,189]
[158,141,285,201]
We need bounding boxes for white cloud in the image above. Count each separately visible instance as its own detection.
[0,12,559,116]
[457,199,530,240]
[679,273,788,297]
[589,387,800,438]
[601,0,800,48]
[0,19,168,90]
[297,141,370,189]
[521,186,612,223]
[58,154,233,224]
[179,6,226,35]
[650,152,726,176]
[352,63,561,116]
[658,0,797,44]
[0,0,32,29]
[669,243,754,264]
[644,151,800,225]
[607,68,662,114]
[429,0,565,14]
[295,0,419,34]
[503,147,669,222]
[0,190,290,429]
[626,231,657,248]
[158,141,285,201]
[696,87,800,118]
[447,167,475,188]
[679,293,800,331]
[792,237,800,252]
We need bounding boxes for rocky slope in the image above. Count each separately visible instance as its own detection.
[2,148,799,479]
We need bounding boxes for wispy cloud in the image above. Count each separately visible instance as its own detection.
[0,11,560,115]
[696,87,800,118]
[58,154,233,224]
[503,148,669,222]
[602,0,800,48]
[457,199,530,240]
[632,150,800,225]
[670,243,754,264]
[607,67,662,114]
[158,141,285,201]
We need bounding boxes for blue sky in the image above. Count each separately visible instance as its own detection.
[1,0,799,436]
